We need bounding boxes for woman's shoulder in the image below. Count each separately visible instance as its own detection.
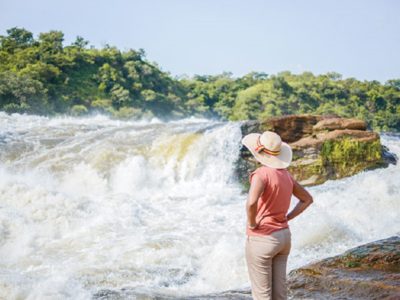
[258,165,280,174]
[259,166,294,182]
[250,166,294,185]
[253,165,283,175]
[249,166,269,184]
[253,165,271,175]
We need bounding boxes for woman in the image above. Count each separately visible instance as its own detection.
[242,131,313,300]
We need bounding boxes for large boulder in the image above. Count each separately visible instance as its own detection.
[238,114,397,187]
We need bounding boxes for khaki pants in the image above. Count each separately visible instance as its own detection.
[245,228,291,300]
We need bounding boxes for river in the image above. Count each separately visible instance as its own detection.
[0,113,399,299]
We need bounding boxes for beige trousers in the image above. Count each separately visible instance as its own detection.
[245,228,291,300]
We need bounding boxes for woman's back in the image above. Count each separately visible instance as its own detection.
[247,166,294,236]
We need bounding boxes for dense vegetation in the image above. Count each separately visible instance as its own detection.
[1,27,399,131]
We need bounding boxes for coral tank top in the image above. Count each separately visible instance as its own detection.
[246,166,294,237]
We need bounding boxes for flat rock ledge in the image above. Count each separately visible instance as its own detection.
[238,114,397,187]
[287,235,400,300]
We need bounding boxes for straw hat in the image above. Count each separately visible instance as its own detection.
[241,131,292,169]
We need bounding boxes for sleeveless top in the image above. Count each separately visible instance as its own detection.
[246,166,294,237]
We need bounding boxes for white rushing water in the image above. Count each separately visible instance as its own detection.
[0,112,399,299]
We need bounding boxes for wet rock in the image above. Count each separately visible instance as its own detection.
[287,235,400,300]
[238,114,397,187]
[382,144,399,165]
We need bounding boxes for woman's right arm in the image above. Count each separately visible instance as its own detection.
[286,180,313,221]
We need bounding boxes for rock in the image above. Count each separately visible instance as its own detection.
[238,114,397,187]
[382,145,399,165]
[313,118,367,131]
[240,114,324,143]
[289,129,384,185]
[287,235,400,300]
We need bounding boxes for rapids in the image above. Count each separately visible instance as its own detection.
[0,112,399,299]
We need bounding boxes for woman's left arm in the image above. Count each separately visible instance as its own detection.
[246,174,265,229]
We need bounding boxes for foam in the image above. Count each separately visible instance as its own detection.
[0,113,398,298]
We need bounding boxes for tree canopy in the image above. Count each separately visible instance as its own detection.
[1,27,399,131]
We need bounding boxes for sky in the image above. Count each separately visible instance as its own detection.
[0,0,399,82]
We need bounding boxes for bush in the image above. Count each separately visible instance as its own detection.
[70,105,88,116]
[3,102,30,113]
[91,99,112,112]
[112,107,143,119]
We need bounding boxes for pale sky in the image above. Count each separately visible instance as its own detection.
[0,0,399,82]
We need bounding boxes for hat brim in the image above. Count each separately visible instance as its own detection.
[241,133,292,169]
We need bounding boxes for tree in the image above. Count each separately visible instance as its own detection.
[72,36,89,49]
[0,27,34,52]
[0,27,399,130]
[38,30,64,54]
[0,71,47,113]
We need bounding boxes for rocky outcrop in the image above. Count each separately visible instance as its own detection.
[240,114,323,143]
[239,114,397,186]
[287,235,400,300]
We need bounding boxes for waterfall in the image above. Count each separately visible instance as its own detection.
[0,112,399,299]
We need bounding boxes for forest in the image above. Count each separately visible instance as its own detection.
[1,27,399,131]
